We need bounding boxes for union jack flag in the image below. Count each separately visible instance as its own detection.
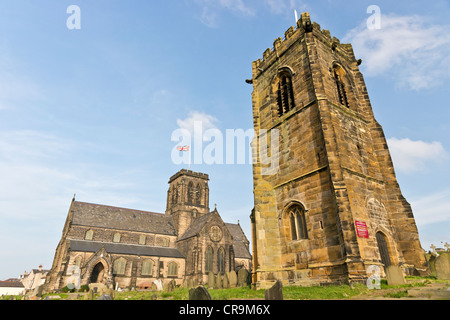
[176,146,190,151]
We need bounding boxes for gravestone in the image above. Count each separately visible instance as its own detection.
[435,253,450,280]
[427,254,437,275]
[223,273,229,289]
[88,290,95,300]
[189,286,211,300]
[264,280,283,300]
[96,294,113,300]
[237,268,249,287]
[215,274,223,289]
[228,271,237,288]
[167,279,176,292]
[207,272,215,288]
[386,265,406,286]
[153,279,163,291]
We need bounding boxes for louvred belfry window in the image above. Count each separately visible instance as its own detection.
[277,73,295,116]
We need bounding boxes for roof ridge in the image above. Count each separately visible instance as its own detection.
[74,201,165,216]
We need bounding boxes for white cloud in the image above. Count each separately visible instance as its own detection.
[193,0,306,27]
[194,0,255,27]
[410,189,450,225]
[387,138,448,173]
[344,14,450,90]
[176,111,219,136]
[263,0,306,16]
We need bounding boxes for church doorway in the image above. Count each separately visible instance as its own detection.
[90,262,105,283]
[376,232,392,268]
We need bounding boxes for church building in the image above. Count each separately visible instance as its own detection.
[44,169,251,292]
[249,13,429,289]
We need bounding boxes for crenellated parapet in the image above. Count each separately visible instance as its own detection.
[252,12,357,80]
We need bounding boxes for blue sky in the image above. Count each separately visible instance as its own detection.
[0,0,449,279]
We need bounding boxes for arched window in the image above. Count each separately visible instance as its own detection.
[276,72,295,116]
[195,183,202,205]
[288,205,308,241]
[172,185,178,204]
[85,230,93,240]
[168,262,178,277]
[333,66,349,108]
[217,247,225,273]
[113,257,126,275]
[141,259,153,276]
[113,233,121,243]
[187,181,194,204]
[205,247,213,273]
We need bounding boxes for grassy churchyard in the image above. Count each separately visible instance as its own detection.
[2,276,448,300]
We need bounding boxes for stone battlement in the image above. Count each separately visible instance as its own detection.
[169,169,209,183]
[252,12,356,79]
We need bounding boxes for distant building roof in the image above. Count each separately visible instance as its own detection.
[71,201,177,236]
[0,281,24,288]
[225,223,252,259]
[69,239,185,259]
[178,212,214,241]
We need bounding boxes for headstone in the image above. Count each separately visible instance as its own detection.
[88,290,95,300]
[96,294,113,300]
[89,283,107,294]
[189,286,211,300]
[208,272,215,288]
[153,279,163,291]
[223,273,229,289]
[238,268,249,287]
[435,253,450,280]
[264,280,283,300]
[428,254,437,275]
[215,274,223,289]
[228,270,237,288]
[167,279,176,292]
[386,265,406,286]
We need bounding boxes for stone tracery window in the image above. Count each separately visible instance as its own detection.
[113,257,126,275]
[205,246,213,273]
[287,205,308,241]
[141,259,153,276]
[217,247,225,273]
[168,262,178,277]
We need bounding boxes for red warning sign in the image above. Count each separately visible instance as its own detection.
[355,221,369,238]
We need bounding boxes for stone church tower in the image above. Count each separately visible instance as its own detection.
[249,13,428,289]
[166,170,210,237]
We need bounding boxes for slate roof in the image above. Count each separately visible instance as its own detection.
[69,239,185,259]
[0,281,24,288]
[225,223,252,259]
[177,212,214,241]
[71,201,177,236]
[177,211,252,260]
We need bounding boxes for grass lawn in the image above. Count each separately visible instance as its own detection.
[4,276,444,300]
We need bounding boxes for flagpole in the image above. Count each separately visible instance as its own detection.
[188,147,191,171]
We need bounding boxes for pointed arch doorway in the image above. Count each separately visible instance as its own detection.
[90,262,106,283]
[376,232,392,268]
